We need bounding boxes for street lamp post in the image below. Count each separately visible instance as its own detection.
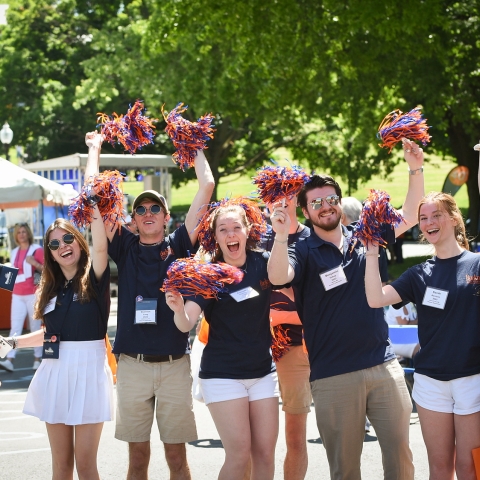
[0,122,13,161]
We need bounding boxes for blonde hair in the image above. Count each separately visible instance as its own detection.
[418,192,469,250]
[34,219,95,322]
[13,223,34,246]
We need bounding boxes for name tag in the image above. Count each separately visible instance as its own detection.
[230,286,260,302]
[44,297,57,315]
[15,274,26,284]
[422,287,449,310]
[0,336,12,358]
[319,266,348,291]
[42,333,60,359]
[135,298,157,324]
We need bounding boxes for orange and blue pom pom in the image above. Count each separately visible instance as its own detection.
[377,106,431,153]
[196,196,267,254]
[161,257,244,299]
[352,190,405,248]
[252,162,310,205]
[69,170,125,232]
[271,325,292,363]
[162,103,215,171]
[97,100,157,154]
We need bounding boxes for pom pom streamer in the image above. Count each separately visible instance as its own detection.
[97,100,157,154]
[377,106,431,153]
[69,170,125,231]
[196,196,267,254]
[271,325,291,363]
[351,189,405,248]
[162,103,215,171]
[252,163,310,204]
[161,258,244,299]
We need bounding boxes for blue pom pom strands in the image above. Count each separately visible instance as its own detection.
[196,196,267,255]
[351,190,405,249]
[162,103,215,171]
[252,164,310,205]
[97,100,157,154]
[161,257,244,299]
[377,107,431,153]
[69,170,125,231]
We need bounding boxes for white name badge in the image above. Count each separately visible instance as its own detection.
[15,274,26,284]
[0,336,12,358]
[230,286,260,302]
[135,298,157,324]
[44,296,57,315]
[319,265,348,291]
[422,287,449,310]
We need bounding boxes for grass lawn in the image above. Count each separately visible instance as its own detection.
[123,153,468,214]
[387,255,431,280]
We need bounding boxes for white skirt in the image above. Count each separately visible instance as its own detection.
[23,340,114,425]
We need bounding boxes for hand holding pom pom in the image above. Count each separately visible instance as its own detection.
[162,103,215,171]
[377,106,431,153]
[162,258,244,299]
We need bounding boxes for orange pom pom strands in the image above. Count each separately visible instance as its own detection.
[377,107,431,153]
[162,103,215,171]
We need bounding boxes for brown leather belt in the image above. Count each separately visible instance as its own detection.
[124,353,184,363]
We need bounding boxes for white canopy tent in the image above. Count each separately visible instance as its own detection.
[0,157,76,247]
[0,157,75,209]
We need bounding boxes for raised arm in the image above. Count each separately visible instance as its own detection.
[395,138,425,237]
[165,292,203,333]
[84,132,109,280]
[364,244,403,308]
[267,204,295,285]
[184,150,215,244]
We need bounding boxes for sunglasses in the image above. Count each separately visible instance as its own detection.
[48,233,75,251]
[308,195,340,210]
[135,204,163,216]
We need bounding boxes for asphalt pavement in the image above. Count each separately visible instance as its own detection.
[0,242,434,479]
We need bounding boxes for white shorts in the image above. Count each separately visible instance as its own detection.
[199,372,279,406]
[413,372,480,415]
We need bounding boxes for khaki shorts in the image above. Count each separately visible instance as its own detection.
[276,345,312,414]
[115,354,198,444]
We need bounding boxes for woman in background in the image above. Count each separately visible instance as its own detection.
[0,222,43,372]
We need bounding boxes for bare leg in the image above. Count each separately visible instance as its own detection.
[74,423,104,480]
[417,404,455,480]
[284,413,308,480]
[127,441,150,480]
[45,423,74,480]
[208,398,251,480]
[249,398,279,480]
[454,412,480,480]
[164,443,191,480]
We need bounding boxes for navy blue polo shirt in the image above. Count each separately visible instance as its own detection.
[108,225,195,355]
[290,224,396,381]
[190,251,274,380]
[44,265,110,341]
[391,250,480,381]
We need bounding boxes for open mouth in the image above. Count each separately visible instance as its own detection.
[320,211,335,218]
[426,228,439,235]
[227,241,240,253]
[60,250,73,258]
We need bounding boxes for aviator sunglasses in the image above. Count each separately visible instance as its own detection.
[308,194,340,210]
[48,233,75,251]
[134,204,163,216]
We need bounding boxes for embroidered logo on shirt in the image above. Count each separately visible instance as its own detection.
[466,274,480,285]
[260,278,271,290]
[73,293,79,302]
[160,246,174,260]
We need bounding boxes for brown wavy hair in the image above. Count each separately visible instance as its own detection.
[34,219,95,322]
[210,205,260,263]
[418,192,469,251]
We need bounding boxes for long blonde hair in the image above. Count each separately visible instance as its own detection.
[34,219,95,322]
[418,192,469,250]
[13,223,34,246]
